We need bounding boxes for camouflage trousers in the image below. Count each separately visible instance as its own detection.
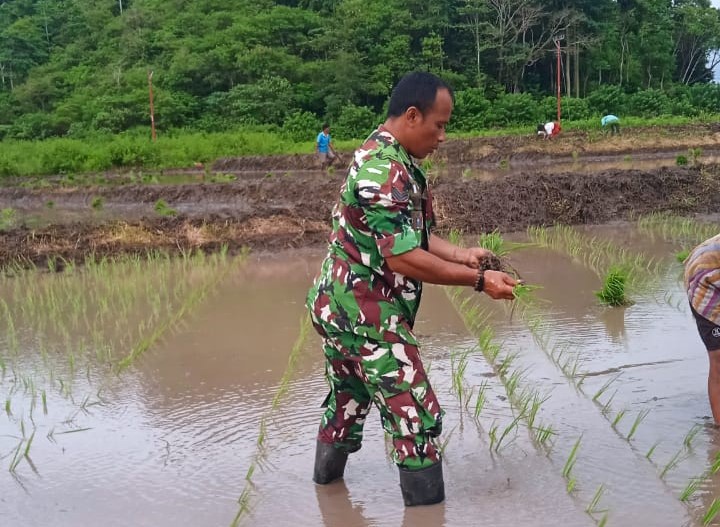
[312,322,444,470]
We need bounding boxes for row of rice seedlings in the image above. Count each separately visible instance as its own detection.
[679,445,720,502]
[1,247,241,472]
[231,314,312,526]
[446,285,555,452]
[637,213,720,247]
[450,232,623,522]
[527,225,660,305]
[652,424,705,484]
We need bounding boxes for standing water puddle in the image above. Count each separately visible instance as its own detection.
[2,223,720,526]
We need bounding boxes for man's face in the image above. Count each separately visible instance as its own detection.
[404,88,453,159]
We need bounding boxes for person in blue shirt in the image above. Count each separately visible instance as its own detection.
[601,114,620,135]
[316,123,337,170]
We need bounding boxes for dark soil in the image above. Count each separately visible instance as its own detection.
[2,145,720,269]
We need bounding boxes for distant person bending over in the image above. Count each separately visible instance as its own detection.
[316,123,337,171]
[538,121,561,140]
[601,114,620,136]
[685,234,720,425]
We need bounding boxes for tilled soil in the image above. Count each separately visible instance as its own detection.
[1,159,719,268]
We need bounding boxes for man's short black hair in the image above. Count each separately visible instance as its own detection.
[387,72,453,118]
[322,122,329,130]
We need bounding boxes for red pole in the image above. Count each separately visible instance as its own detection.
[148,70,157,142]
[556,39,561,123]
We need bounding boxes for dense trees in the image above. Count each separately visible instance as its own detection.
[0,0,718,140]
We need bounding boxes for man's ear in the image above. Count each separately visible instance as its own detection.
[405,106,421,126]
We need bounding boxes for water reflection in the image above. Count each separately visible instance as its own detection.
[599,305,627,342]
[315,481,372,527]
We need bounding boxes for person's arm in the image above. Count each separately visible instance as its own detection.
[386,248,516,300]
[428,233,491,267]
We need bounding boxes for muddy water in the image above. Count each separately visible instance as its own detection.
[2,226,720,526]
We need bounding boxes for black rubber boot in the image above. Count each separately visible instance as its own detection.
[313,440,349,484]
[398,462,445,506]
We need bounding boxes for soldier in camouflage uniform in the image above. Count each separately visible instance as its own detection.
[307,72,518,506]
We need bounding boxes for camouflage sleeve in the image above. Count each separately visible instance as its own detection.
[354,159,421,258]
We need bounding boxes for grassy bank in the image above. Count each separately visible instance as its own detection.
[1,115,718,178]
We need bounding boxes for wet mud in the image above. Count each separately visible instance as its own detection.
[1,133,720,268]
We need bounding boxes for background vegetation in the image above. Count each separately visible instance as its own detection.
[0,0,719,147]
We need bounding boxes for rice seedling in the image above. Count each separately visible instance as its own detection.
[660,448,687,479]
[494,415,523,452]
[595,266,632,307]
[479,230,508,256]
[646,441,660,460]
[626,409,650,441]
[474,380,489,419]
[593,374,622,402]
[678,451,720,502]
[438,426,457,456]
[680,477,702,502]
[586,484,606,514]
[600,390,618,416]
[488,422,499,452]
[676,155,689,166]
[567,477,577,493]
[562,436,582,479]
[704,499,720,526]
[683,424,702,449]
[611,409,627,428]
[534,425,555,445]
[598,512,609,527]
[676,250,690,263]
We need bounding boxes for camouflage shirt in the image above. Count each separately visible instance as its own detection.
[307,127,435,345]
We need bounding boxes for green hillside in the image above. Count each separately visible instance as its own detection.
[0,0,719,142]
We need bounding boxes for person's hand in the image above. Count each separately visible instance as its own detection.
[456,247,493,268]
[482,270,517,300]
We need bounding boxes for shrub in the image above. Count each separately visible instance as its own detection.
[333,104,378,140]
[283,111,321,143]
[451,88,490,132]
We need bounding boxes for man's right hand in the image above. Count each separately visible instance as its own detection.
[482,270,517,300]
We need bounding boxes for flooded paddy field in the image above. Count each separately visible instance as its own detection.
[2,217,720,527]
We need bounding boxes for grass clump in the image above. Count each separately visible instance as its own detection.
[0,207,16,230]
[90,196,104,210]
[154,199,177,217]
[595,266,632,306]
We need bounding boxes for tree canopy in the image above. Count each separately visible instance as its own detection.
[0,0,719,140]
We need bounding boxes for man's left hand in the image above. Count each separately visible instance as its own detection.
[456,247,493,268]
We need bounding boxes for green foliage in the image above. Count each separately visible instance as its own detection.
[154,199,177,217]
[595,266,631,307]
[282,111,321,143]
[676,155,689,166]
[0,0,718,144]
[0,208,16,230]
[90,196,104,210]
[333,104,378,141]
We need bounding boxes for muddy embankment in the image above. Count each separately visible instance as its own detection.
[2,155,720,269]
[211,123,720,172]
